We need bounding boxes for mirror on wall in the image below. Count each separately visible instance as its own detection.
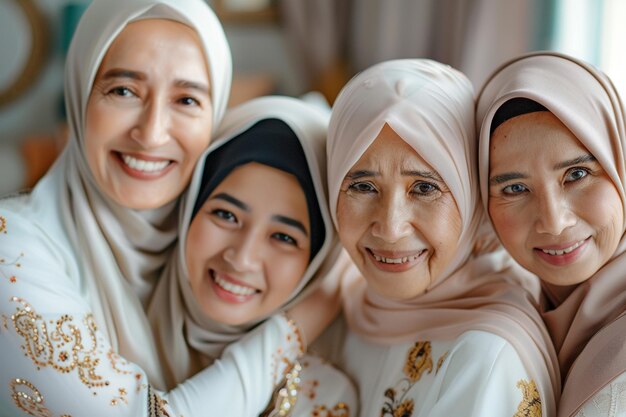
[0,0,48,108]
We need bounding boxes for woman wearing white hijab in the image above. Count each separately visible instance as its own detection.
[0,0,271,414]
[324,59,559,416]
[477,52,626,417]
[149,95,357,416]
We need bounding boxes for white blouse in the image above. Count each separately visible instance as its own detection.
[315,319,540,417]
[0,206,354,416]
[575,372,626,417]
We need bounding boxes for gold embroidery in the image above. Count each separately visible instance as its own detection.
[0,215,7,234]
[0,251,23,283]
[148,386,171,417]
[286,316,305,356]
[382,341,434,417]
[312,402,350,417]
[404,342,433,382]
[514,379,541,417]
[9,378,72,417]
[262,362,302,417]
[436,351,448,374]
[10,378,50,417]
[110,388,129,406]
[10,297,109,389]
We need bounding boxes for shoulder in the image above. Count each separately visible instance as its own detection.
[575,372,626,417]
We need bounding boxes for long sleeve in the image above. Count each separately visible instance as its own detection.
[0,210,303,416]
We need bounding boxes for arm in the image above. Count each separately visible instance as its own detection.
[0,211,303,417]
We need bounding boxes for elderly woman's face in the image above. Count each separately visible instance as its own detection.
[488,111,624,286]
[186,163,311,325]
[85,19,212,210]
[336,124,462,300]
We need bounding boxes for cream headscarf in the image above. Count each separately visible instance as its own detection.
[31,0,230,388]
[148,96,341,389]
[476,51,626,417]
[328,59,559,416]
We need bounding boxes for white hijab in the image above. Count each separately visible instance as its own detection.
[148,96,340,388]
[31,0,231,388]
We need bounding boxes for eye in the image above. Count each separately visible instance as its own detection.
[412,181,439,195]
[348,181,377,193]
[502,183,528,195]
[272,232,298,246]
[178,96,200,106]
[211,209,237,223]
[107,86,135,98]
[564,167,589,183]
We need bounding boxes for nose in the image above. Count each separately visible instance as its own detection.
[370,191,413,243]
[534,190,577,235]
[222,228,263,273]
[130,99,170,148]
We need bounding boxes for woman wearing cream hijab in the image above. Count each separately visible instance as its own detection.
[0,0,292,414]
[324,59,558,416]
[477,52,626,417]
[149,96,357,416]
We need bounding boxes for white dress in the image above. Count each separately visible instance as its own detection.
[314,319,541,417]
[0,205,355,416]
[575,373,626,417]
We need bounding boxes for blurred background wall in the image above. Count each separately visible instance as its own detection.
[0,0,623,195]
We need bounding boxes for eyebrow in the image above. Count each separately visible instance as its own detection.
[102,69,210,95]
[272,215,308,236]
[401,170,444,182]
[210,193,248,211]
[174,79,210,96]
[553,154,596,170]
[489,172,527,185]
[102,68,146,81]
[345,169,443,181]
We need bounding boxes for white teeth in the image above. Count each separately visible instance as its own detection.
[541,239,586,256]
[121,154,170,173]
[214,274,256,296]
[372,253,421,264]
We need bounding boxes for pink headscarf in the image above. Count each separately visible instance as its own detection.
[328,59,559,416]
[476,51,626,417]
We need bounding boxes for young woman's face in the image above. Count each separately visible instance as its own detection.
[186,162,311,325]
[85,19,212,210]
[488,111,624,286]
[336,124,462,300]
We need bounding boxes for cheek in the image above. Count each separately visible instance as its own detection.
[336,196,365,246]
[423,199,462,254]
[583,182,624,246]
[488,201,526,250]
[267,255,308,299]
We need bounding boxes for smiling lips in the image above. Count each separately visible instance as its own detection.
[117,152,173,177]
[367,248,427,272]
[534,237,589,266]
[210,270,259,303]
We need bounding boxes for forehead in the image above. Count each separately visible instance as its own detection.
[97,19,205,71]
[353,123,433,171]
[490,111,589,163]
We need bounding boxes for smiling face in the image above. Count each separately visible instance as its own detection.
[85,19,213,210]
[336,124,462,300]
[488,111,624,286]
[185,162,311,325]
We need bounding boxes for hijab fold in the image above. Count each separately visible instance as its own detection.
[476,52,626,417]
[328,59,559,416]
[35,0,231,388]
[148,96,339,389]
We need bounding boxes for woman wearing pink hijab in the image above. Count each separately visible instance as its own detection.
[324,59,559,416]
[477,51,626,417]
